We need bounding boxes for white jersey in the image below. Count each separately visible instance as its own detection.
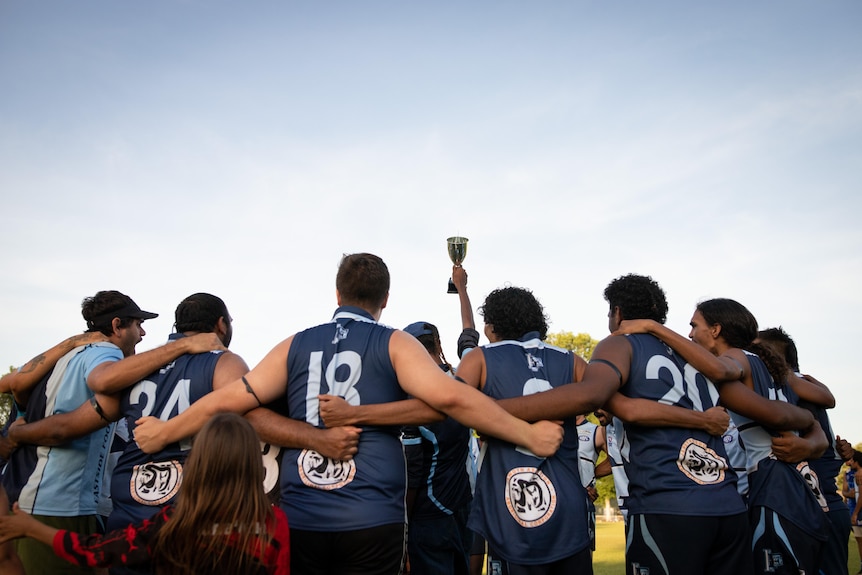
[577,419,599,488]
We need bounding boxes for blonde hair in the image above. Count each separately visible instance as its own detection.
[151,413,275,574]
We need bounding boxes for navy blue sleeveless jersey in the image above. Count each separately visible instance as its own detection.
[402,367,472,521]
[281,306,407,531]
[619,334,745,517]
[106,334,223,531]
[732,353,828,540]
[468,333,591,565]
[798,396,843,512]
[2,371,51,503]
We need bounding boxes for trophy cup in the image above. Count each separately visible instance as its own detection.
[446,236,468,293]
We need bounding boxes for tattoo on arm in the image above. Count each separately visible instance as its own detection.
[18,354,47,375]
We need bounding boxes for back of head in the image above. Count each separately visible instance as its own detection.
[603,274,668,323]
[81,290,157,336]
[175,293,228,334]
[403,321,442,357]
[696,298,758,350]
[480,286,549,340]
[699,298,789,383]
[758,326,799,372]
[336,253,390,310]
[182,413,263,497]
[153,413,271,574]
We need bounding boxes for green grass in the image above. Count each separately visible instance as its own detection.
[850,533,861,575]
[593,521,626,575]
[594,521,862,575]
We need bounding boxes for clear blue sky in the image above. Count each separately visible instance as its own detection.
[2,2,861,439]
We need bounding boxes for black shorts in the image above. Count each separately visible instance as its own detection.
[290,523,405,575]
[750,506,823,575]
[626,512,752,575]
[486,545,592,575]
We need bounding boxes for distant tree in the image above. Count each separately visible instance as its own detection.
[0,366,14,429]
[545,331,599,361]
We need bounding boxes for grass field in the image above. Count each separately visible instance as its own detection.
[591,521,862,575]
[593,522,626,575]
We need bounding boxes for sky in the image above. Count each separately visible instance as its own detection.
[2,2,861,439]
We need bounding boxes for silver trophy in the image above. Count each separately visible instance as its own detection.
[447,236,468,293]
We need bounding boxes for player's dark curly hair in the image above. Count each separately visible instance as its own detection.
[697,298,789,385]
[603,274,668,324]
[758,326,799,372]
[479,286,548,341]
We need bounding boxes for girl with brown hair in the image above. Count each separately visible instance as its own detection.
[0,412,289,574]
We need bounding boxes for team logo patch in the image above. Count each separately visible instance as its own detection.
[504,467,556,527]
[130,460,183,506]
[332,325,349,344]
[677,438,726,484]
[298,449,356,490]
[796,461,829,512]
[525,353,544,372]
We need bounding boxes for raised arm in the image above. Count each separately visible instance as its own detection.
[453,265,475,331]
[605,392,730,436]
[614,320,743,383]
[453,266,480,358]
[87,333,226,394]
[0,332,108,403]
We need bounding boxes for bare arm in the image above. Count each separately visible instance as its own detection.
[0,332,108,403]
[771,420,828,463]
[452,266,475,331]
[605,392,730,436]
[133,337,294,453]
[318,394,444,427]
[716,378,815,431]
[0,503,59,547]
[246,407,362,461]
[0,488,24,574]
[8,393,120,447]
[614,320,743,383]
[493,335,624,422]
[88,333,226,394]
[390,331,563,457]
[836,436,855,461]
[785,373,835,409]
[595,455,612,479]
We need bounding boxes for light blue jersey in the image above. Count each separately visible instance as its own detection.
[18,343,120,516]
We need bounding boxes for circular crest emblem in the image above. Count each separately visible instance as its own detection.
[298,449,356,490]
[504,467,556,528]
[677,438,726,484]
[130,460,183,506]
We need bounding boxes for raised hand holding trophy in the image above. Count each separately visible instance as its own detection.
[447,236,468,293]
